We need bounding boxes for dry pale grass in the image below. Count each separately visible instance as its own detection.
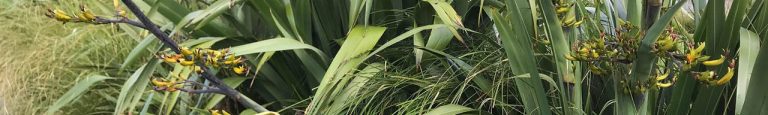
[0,1,135,114]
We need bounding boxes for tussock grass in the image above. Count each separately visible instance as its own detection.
[0,1,135,114]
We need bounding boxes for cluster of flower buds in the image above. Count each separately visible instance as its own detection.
[44,5,99,24]
[553,0,583,28]
[565,31,639,75]
[618,69,678,95]
[652,70,676,88]
[151,78,181,92]
[654,33,678,54]
[682,43,731,70]
[157,47,247,75]
[692,58,736,86]
[681,42,736,86]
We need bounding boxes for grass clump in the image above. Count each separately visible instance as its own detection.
[0,1,135,114]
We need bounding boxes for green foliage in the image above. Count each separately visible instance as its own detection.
[19,0,768,115]
[45,75,115,115]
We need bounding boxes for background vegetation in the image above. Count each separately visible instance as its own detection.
[0,0,135,114]
[1,0,767,115]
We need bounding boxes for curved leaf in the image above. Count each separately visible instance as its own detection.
[115,59,161,114]
[424,104,474,115]
[230,38,326,59]
[120,36,158,70]
[736,28,760,113]
[46,75,114,115]
[308,26,387,114]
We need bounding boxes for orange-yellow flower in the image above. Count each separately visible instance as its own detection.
[233,65,246,75]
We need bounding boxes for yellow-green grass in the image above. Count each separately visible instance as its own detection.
[0,1,135,114]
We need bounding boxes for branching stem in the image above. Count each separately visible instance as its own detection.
[93,17,147,29]
[119,0,269,112]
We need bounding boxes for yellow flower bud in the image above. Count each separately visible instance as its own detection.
[233,65,246,74]
[151,78,170,87]
[180,47,194,56]
[656,82,672,88]
[178,59,195,66]
[255,111,280,115]
[715,67,734,85]
[46,9,73,23]
[565,54,578,61]
[80,5,97,21]
[556,7,570,14]
[656,71,669,81]
[702,55,725,67]
[591,50,599,58]
[694,42,706,54]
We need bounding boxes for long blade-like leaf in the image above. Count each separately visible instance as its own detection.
[484,5,550,114]
[46,75,114,115]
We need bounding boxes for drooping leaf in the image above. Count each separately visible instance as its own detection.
[229,37,328,62]
[46,75,114,115]
[308,26,386,114]
[484,5,550,114]
[423,104,474,115]
[120,35,158,70]
[115,59,160,114]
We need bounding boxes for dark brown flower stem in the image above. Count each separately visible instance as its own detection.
[93,17,147,29]
[119,0,268,112]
